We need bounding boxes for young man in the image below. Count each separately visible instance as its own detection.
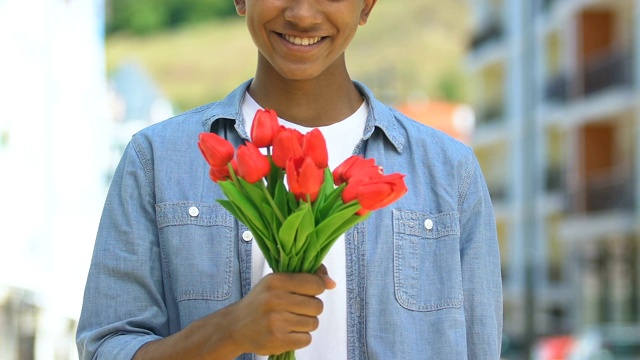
[77,0,503,359]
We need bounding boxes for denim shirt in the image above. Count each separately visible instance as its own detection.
[77,80,503,360]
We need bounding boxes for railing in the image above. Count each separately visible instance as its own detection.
[540,0,563,13]
[544,73,570,104]
[475,103,505,127]
[566,171,635,213]
[543,49,634,103]
[582,50,634,96]
[545,166,564,192]
[488,185,508,203]
[470,19,503,52]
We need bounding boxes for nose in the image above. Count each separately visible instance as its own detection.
[283,0,322,29]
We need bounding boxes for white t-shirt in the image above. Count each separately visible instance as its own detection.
[242,93,367,360]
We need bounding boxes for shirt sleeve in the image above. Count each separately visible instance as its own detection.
[458,148,503,358]
[76,137,167,359]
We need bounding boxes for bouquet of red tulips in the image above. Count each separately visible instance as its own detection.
[198,109,407,360]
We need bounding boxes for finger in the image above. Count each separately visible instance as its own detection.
[256,332,313,355]
[265,292,324,317]
[315,264,336,290]
[266,273,327,296]
[282,312,320,333]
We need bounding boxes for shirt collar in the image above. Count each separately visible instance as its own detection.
[202,79,405,153]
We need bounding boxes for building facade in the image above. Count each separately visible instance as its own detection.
[466,0,640,356]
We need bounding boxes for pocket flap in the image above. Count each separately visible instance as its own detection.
[393,210,459,238]
[156,202,232,228]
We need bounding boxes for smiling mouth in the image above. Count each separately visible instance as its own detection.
[280,33,323,46]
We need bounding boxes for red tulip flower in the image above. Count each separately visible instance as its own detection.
[199,110,408,357]
[209,159,238,183]
[286,156,324,202]
[251,108,280,148]
[272,128,304,169]
[236,142,271,183]
[333,155,383,186]
[302,129,329,169]
[198,132,235,168]
[342,173,408,215]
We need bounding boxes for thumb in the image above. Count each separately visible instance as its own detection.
[315,264,336,290]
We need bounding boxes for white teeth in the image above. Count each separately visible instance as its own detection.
[282,34,322,46]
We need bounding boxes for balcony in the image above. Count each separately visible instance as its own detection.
[582,50,633,97]
[475,103,505,128]
[544,49,633,104]
[566,171,635,213]
[545,166,564,192]
[470,19,503,53]
[488,185,508,203]
[540,0,564,13]
[544,73,570,104]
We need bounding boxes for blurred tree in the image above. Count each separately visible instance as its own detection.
[106,0,237,35]
[436,70,467,102]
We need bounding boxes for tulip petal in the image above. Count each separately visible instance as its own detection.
[303,129,328,169]
[251,108,280,148]
[198,132,235,168]
[237,142,271,183]
[272,128,304,168]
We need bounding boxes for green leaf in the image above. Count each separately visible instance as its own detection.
[274,180,289,218]
[217,181,270,241]
[216,199,244,222]
[324,212,370,246]
[299,231,319,272]
[307,213,365,272]
[278,244,289,272]
[237,178,267,207]
[252,232,277,269]
[293,205,315,254]
[277,204,311,255]
[315,184,346,222]
[321,168,334,195]
[266,159,284,196]
[218,199,277,266]
[314,202,361,243]
[287,190,298,210]
[260,202,277,230]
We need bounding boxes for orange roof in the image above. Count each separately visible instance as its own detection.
[394,99,474,144]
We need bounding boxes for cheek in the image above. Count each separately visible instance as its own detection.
[245,18,267,49]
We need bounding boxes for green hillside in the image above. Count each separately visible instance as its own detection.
[106,1,471,111]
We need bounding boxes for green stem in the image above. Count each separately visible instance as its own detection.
[268,350,295,360]
[260,181,286,223]
[227,162,240,189]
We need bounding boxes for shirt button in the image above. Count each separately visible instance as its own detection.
[242,231,253,242]
[188,206,200,217]
[424,219,434,230]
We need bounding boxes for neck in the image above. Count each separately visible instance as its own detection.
[248,55,364,127]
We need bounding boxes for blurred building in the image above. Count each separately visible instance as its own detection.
[0,0,108,359]
[466,0,640,357]
[0,2,174,358]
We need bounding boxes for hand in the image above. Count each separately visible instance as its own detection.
[133,266,335,360]
[225,265,335,356]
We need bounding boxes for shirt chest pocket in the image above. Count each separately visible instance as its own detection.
[393,209,463,311]
[156,202,235,302]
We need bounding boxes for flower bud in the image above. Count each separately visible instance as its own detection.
[198,132,235,168]
[251,108,280,148]
[236,142,270,183]
[286,156,324,202]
